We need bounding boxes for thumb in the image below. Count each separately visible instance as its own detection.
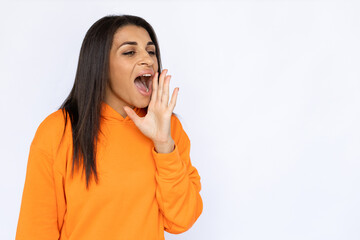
[123,106,141,125]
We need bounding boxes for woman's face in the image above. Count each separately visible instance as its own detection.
[105,25,158,116]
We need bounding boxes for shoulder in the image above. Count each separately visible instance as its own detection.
[31,109,70,153]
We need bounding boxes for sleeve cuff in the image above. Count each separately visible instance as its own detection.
[152,144,186,177]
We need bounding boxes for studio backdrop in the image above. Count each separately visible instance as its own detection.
[1,1,359,239]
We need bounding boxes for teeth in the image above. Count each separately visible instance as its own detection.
[142,74,152,77]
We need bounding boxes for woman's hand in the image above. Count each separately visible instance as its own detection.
[124,69,179,153]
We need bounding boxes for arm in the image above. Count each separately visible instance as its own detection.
[16,113,65,240]
[152,117,203,234]
[124,69,203,233]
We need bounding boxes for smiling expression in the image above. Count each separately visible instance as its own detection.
[104,25,159,116]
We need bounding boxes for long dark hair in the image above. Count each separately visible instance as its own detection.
[60,15,162,188]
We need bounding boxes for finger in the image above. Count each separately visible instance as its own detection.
[150,72,158,105]
[169,87,179,111]
[123,106,141,125]
[157,69,167,102]
[161,75,171,105]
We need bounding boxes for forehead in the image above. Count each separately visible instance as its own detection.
[112,25,152,46]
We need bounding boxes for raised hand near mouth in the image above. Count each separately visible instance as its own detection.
[124,69,179,153]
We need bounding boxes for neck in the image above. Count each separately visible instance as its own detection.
[102,99,134,118]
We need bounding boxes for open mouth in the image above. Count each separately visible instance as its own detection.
[134,73,152,94]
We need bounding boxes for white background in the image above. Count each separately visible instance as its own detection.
[1,0,360,239]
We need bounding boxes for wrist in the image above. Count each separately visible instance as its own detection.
[154,138,175,154]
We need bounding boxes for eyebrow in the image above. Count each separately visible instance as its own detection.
[118,41,155,48]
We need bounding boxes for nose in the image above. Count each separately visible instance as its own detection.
[138,50,155,66]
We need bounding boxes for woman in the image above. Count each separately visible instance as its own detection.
[16,15,203,240]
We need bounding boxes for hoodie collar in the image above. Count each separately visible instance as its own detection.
[100,101,146,123]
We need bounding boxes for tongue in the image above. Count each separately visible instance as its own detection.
[134,78,148,92]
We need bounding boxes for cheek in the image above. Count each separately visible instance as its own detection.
[110,59,126,76]
[153,59,159,72]
[109,61,132,85]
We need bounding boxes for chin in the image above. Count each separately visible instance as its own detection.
[135,98,151,109]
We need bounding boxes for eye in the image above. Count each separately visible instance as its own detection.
[123,51,135,56]
[148,50,156,55]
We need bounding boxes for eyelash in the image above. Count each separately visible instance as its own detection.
[123,51,156,56]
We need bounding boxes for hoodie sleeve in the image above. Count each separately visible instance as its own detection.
[16,112,66,240]
[152,115,203,234]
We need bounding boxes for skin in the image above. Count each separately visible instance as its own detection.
[104,25,179,154]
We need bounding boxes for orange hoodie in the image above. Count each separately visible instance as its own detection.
[16,102,203,240]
